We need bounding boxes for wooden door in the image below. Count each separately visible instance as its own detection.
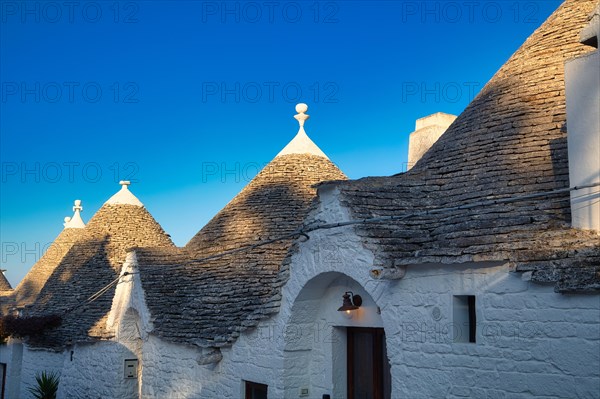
[347,327,391,399]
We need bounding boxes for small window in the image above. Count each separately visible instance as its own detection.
[453,295,476,343]
[245,381,268,399]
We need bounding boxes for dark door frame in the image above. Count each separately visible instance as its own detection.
[0,362,6,399]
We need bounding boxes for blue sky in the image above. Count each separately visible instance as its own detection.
[1,0,562,286]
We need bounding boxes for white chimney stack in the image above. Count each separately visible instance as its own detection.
[565,5,600,233]
[407,112,457,170]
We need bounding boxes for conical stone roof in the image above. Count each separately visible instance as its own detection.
[2,201,87,314]
[186,103,346,254]
[0,273,12,292]
[185,153,345,254]
[10,227,84,308]
[334,0,600,292]
[138,104,347,347]
[26,182,174,348]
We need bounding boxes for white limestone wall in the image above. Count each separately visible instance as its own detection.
[5,184,599,398]
[211,184,600,398]
[566,48,600,232]
[5,341,139,399]
[57,341,139,398]
[218,325,285,398]
[381,264,600,398]
[5,253,147,399]
[180,183,375,398]
[140,336,206,398]
[124,184,379,399]
[0,340,24,399]
[14,345,63,399]
[138,321,285,398]
[130,183,599,398]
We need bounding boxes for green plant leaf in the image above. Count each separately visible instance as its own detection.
[27,371,60,399]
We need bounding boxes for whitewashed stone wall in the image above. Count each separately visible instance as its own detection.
[57,341,138,399]
[140,336,206,398]
[382,265,599,398]
[0,343,63,399]
[4,184,599,398]
[0,341,24,399]
[2,341,139,399]
[566,47,600,232]
[19,347,63,393]
[208,184,600,398]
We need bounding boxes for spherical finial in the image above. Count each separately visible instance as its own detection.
[74,199,81,207]
[295,103,308,114]
[294,104,310,128]
[64,217,72,223]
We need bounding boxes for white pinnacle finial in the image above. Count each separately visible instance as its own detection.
[294,103,310,128]
[73,199,83,212]
[64,199,86,229]
[105,180,144,206]
[276,103,329,159]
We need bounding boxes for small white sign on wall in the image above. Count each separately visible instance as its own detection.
[124,359,138,379]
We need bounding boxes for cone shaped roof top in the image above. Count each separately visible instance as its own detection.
[158,104,346,347]
[86,181,172,245]
[9,199,88,310]
[185,103,345,252]
[24,181,174,348]
[276,103,329,159]
[0,271,12,291]
[334,0,600,293]
[104,181,144,206]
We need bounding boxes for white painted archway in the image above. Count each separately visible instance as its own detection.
[283,271,389,399]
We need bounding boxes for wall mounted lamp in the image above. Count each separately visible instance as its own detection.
[337,291,362,315]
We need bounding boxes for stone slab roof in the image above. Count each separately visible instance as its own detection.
[5,228,84,312]
[135,245,286,347]
[186,154,346,254]
[26,203,174,348]
[331,0,599,293]
[0,273,12,291]
[137,153,346,346]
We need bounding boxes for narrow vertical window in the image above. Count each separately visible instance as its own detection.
[467,296,476,343]
[453,295,476,343]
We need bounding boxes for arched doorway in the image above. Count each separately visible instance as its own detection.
[283,272,391,399]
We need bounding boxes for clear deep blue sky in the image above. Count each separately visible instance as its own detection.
[1,0,562,286]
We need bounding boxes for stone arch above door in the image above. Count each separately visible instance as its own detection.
[283,271,390,399]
